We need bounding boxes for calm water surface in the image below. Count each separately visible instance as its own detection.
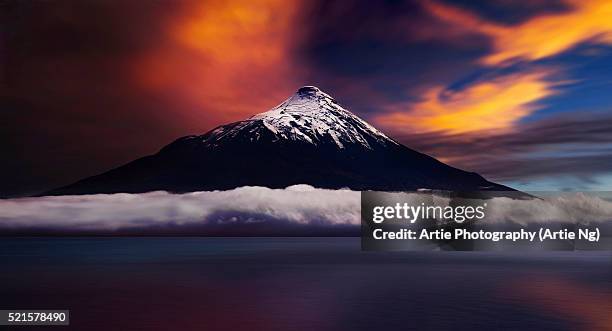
[1,238,611,330]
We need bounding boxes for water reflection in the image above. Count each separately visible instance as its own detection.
[0,238,610,330]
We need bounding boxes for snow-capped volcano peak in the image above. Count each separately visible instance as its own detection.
[202,86,397,150]
[48,85,516,195]
[252,85,340,119]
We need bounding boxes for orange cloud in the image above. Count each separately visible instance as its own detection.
[135,0,304,129]
[176,0,293,67]
[376,70,556,134]
[424,0,612,65]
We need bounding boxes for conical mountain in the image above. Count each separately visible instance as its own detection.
[46,86,514,195]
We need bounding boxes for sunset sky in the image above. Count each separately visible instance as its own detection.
[3,0,612,196]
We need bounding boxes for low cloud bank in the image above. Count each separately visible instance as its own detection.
[0,186,611,235]
[0,185,360,235]
[485,193,612,225]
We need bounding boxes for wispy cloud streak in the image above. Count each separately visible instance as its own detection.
[391,113,612,184]
[424,0,612,65]
[376,70,558,134]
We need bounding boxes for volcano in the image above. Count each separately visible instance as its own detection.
[47,86,514,195]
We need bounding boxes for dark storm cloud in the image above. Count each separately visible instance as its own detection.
[297,0,491,114]
[439,0,570,24]
[392,113,612,183]
[295,0,567,110]
[1,1,192,197]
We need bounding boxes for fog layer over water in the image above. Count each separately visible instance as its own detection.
[1,186,611,234]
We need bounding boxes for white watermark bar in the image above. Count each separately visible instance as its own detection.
[0,310,70,326]
[361,191,612,251]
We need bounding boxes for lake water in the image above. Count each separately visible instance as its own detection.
[1,237,611,330]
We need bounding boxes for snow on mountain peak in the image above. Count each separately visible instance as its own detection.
[251,85,337,118]
[203,86,397,150]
